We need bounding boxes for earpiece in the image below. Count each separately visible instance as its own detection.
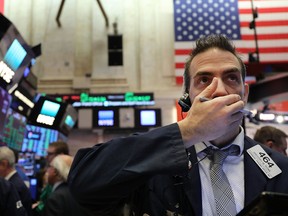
[178,92,191,112]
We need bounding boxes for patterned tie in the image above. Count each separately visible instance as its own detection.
[205,145,240,216]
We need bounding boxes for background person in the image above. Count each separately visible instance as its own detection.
[33,141,69,215]
[254,125,288,156]
[0,146,32,215]
[43,154,92,216]
[0,176,27,216]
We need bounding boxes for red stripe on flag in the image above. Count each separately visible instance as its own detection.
[175,50,191,55]
[237,47,288,53]
[176,76,183,85]
[239,7,288,14]
[241,20,288,27]
[175,63,185,69]
[241,33,288,40]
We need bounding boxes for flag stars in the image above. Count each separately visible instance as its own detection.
[174,0,241,41]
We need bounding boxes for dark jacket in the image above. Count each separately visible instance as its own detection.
[43,182,92,216]
[9,172,33,215]
[68,123,288,215]
[0,177,27,216]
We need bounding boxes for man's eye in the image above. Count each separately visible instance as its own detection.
[228,75,239,82]
[200,77,209,84]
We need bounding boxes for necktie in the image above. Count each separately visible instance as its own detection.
[204,145,240,216]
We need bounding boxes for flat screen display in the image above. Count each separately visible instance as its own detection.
[135,108,161,128]
[93,108,119,128]
[140,110,156,126]
[17,152,35,176]
[0,14,35,91]
[21,124,67,157]
[0,86,12,138]
[98,110,114,126]
[0,108,27,150]
[28,96,66,129]
[3,39,27,71]
[58,104,78,136]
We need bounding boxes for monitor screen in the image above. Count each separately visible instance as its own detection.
[135,108,162,128]
[0,108,27,151]
[28,96,66,129]
[0,86,12,138]
[140,110,156,126]
[0,14,35,91]
[99,110,114,126]
[36,100,61,126]
[21,124,67,157]
[58,104,78,136]
[17,151,35,176]
[93,108,119,128]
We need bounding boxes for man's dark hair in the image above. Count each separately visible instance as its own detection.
[254,126,288,147]
[183,34,246,93]
[49,141,69,155]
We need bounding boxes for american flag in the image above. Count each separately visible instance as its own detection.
[174,0,288,84]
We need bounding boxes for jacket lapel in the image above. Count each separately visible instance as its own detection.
[243,136,268,205]
[183,147,202,216]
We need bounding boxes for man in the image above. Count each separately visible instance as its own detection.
[0,177,27,216]
[0,147,32,215]
[46,141,69,164]
[68,35,288,215]
[33,141,69,214]
[254,125,288,156]
[43,155,92,216]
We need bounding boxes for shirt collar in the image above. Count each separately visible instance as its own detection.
[195,126,245,157]
[52,181,64,191]
[5,169,17,181]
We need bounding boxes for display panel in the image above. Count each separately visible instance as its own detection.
[0,14,35,90]
[135,108,162,128]
[28,96,65,129]
[17,152,35,176]
[21,124,67,157]
[58,104,78,136]
[0,86,12,138]
[93,108,119,128]
[0,107,26,150]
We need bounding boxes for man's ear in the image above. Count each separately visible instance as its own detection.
[266,140,274,148]
[243,83,249,104]
[0,159,9,168]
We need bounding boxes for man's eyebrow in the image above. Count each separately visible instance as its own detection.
[193,67,241,78]
[223,67,241,74]
[192,71,213,79]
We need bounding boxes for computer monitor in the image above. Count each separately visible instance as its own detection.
[21,124,67,157]
[0,107,27,150]
[134,108,162,128]
[0,86,12,139]
[93,108,119,128]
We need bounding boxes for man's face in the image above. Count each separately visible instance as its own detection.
[0,159,7,177]
[46,165,57,185]
[188,48,249,103]
[46,146,57,164]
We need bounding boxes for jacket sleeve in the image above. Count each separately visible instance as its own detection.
[68,123,188,213]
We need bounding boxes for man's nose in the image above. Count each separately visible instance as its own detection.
[211,79,228,98]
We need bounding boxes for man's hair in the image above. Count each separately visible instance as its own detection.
[49,141,69,155]
[254,126,288,147]
[0,147,15,168]
[183,34,246,93]
[50,155,73,182]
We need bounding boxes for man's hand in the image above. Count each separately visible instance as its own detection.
[178,77,245,148]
